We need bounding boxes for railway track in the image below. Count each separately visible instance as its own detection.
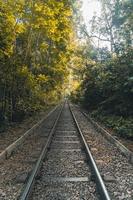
[0,105,63,200]
[71,104,133,200]
[0,105,61,161]
[19,102,110,200]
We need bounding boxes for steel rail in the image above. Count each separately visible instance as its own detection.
[18,103,64,200]
[78,106,133,164]
[68,103,111,200]
[0,104,60,161]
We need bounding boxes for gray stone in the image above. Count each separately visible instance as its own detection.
[91,148,97,151]
[96,160,104,165]
[16,172,29,183]
[74,160,85,164]
[103,174,116,182]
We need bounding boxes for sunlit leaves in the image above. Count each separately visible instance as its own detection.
[0,0,75,121]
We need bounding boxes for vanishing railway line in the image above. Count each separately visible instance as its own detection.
[0,101,133,200]
[19,102,110,200]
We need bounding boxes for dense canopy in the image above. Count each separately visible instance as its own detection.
[0,0,133,138]
[71,0,133,138]
[0,0,76,122]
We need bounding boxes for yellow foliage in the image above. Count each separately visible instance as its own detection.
[40,42,48,51]
[15,23,26,34]
[34,3,44,12]
[37,74,48,83]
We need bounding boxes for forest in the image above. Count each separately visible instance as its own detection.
[0,0,133,139]
[71,0,133,139]
[0,0,76,124]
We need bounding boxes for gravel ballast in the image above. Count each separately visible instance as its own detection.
[72,105,133,200]
[0,106,61,200]
[30,103,99,200]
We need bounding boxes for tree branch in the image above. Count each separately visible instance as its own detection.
[83,29,111,42]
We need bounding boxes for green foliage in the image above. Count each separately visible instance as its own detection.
[81,48,133,115]
[88,0,133,54]
[77,48,133,138]
[72,0,133,139]
[91,110,133,139]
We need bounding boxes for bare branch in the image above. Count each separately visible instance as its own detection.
[83,29,111,42]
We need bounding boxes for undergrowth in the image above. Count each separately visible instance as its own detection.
[90,109,133,139]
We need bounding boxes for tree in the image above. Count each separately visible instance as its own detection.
[72,0,133,138]
[0,0,75,123]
